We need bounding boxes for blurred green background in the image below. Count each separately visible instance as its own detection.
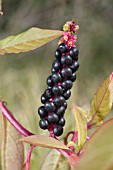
[0,0,113,169]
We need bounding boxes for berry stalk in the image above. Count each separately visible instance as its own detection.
[38,21,79,137]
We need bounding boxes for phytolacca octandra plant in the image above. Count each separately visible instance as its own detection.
[38,21,79,136]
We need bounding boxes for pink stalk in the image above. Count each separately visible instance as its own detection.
[0,100,33,137]
[25,145,36,170]
[70,131,78,151]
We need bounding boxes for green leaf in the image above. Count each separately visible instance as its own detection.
[88,73,113,127]
[41,149,61,170]
[72,104,87,149]
[0,28,62,54]
[20,134,70,151]
[75,118,113,170]
[1,118,24,170]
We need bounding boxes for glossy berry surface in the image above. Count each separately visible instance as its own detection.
[46,76,54,86]
[56,106,65,116]
[52,59,62,71]
[61,67,72,79]
[44,89,53,99]
[70,72,76,82]
[51,72,62,83]
[55,49,62,59]
[63,90,71,100]
[39,119,49,130]
[48,113,59,123]
[54,96,66,107]
[61,55,73,66]
[70,60,79,73]
[38,106,47,117]
[52,85,63,95]
[41,94,48,104]
[58,43,68,53]
[53,125,63,136]
[62,80,73,90]
[58,117,65,126]
[44,101,56,112]
[69,47,79,60]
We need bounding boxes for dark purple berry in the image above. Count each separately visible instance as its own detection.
[46,76,54,86]
[70,61,79,73]
[58,43,68,53]
[48,86,52,90]
[51,68,57,73]
[44,89,53,99]
[70,72,76,82]
[61,67,72,79]
[51,72,62,83]
[39,119,49,130]
[52,85,63,95]
[48,113,59,123]
[54,96,66,107]
[41,94,48,104]
[56,106,65,116]
[55,49,62,59]
[62,80,73,90]
[38,106,47,117]
[44,101,56,112]
[61,55,73,65]
[63,90,71,100]
[58,117,65,127]
[52,59,62,71]
[64,101,67,109]
[53,125,63,136]
[69,47,79,60]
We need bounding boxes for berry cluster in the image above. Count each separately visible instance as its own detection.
[38,21,79,136]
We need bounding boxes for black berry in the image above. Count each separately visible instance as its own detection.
[48,113,59,123]
[55,49,62,59]
[62,80,73,90]
[70,61,79,73]
[52,85,63,95]
[39,119,49,130]
[52,59,62,71]
[44,101,56,112]
[41,94,48,104]
[53,125,63,136]
[61,55,73,66]
[54,96,66,107]
[51,68,57,73]
[51,72,62,83]
[46,76,54,87]
[63,90,71,100]
[44,89,53,99]
[38,106,47,117]
[61,67,72,79]
[70,72,76,82]
[58,117,65,127]
[69,47,79,60]
[58,43,68,53]
[56,106,65,116]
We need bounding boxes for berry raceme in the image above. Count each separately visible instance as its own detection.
[38,20,79,136]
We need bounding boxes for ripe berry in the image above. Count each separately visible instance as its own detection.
[55,49,62,59]
[38,106,47,117]
[64,101,67,109]
[51,72,62,83]
[63,90,71,100]
[54,96,66,107]
[56,106,65,116]
[61,55,72,66]
[44,89,53,99]
[39,119,49,130]
[53,125,63,136]
[69,47,79,60]
[70,72,76,82]
[41,94,48,104]
[58,43,68,53]
[48,113,59,123]
[52,59,62,71]
[46,76,54,86]
[61,67,72,79]
[70,61,79,73]
[62,80,73,90]
[58,117,65,127]
[44,101,56,112]
[51,68,57,73]
[52,85,63,95]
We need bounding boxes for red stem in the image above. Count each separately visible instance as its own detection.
[0,100,34,137]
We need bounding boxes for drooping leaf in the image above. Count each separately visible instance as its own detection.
[0,28,62,54]
[1,118,24,170]
[88,73,113,127]
[20,135,70,151]
[75,118,113,170]
[72,105,87,149]
[41,149,61,170]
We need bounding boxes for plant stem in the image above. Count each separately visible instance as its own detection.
[0,100,34,137]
